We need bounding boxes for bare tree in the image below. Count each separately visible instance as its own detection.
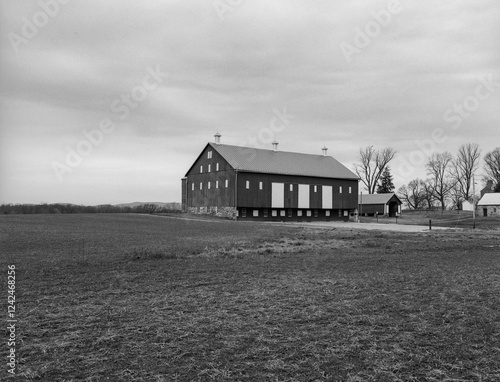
[354,146,396,194]
[422,180,436,209]
[426,152,456,211]
[143,203,158,214]
[452,143,481,201]
[484,147,500,189]
[398,179,425,210]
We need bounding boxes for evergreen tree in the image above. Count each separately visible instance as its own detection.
[376,166,395,193]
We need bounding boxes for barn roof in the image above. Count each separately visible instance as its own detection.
[208,143,359,180]
[477,193,500,206]
[358,193,401,205]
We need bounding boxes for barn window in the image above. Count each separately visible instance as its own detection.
[259,182,263,190]
[225,179,229,188]
[338,210,342,217]
[349,186,352,194]
[344,210,348,217]
[290,184,293,191]
[314,210,318,217]
[241,208,246,218]
[246,181,250,189]
[272,210,277,217]
[216,163,219,171]
[339,186,343,193]
[208,151,212,159]
[191,183,194,191]
[288,209,292,217]
[216,181,219,188]
[306,210,312,217]
[208,164,211,172]
[200,165,203,173]
[200,182,203,190]
[208,182,211,189]
[280,210,286,217]
[325,210,330,217]
[314,185,317,192]
[253,210,259,217]
[263,209,268,217]
[297,210,303,217]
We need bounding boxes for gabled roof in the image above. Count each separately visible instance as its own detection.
[477,193,500,206]
[201,143,359,180]
[358,192,401,205]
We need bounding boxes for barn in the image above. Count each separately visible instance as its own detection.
[181,134,359,221]
[358,192,402,217]
[477,193,500,217]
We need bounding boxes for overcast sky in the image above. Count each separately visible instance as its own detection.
[1,0,499,205]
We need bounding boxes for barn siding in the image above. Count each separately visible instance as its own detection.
[236,172,358,210]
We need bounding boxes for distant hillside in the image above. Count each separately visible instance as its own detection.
[113,202,181,209]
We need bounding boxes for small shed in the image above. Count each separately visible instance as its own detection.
[477,193,500,217]
[358,193,402,217]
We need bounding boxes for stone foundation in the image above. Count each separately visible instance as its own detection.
[187,206,237,220]
[477,205,500,217]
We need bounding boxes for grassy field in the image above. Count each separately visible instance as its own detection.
[1,214,500,381]
[359,210,500,230]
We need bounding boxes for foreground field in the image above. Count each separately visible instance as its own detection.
[1,214,500,381]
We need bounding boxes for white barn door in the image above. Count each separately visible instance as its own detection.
[298,184,310,209]
[322,186,332,209]
[271,183,284,208]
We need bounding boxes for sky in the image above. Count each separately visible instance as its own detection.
[0,0,499,205]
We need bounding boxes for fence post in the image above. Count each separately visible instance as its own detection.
[429,219,432,230]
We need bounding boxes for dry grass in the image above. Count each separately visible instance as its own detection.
[1,214,500,381]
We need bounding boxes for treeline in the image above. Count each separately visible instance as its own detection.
[354,144,500,211]
[0,203,181,215]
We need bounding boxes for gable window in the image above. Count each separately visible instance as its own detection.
[290,184,293,192]
[216,180,219,188]
[225,179,229,188]
[339,186,343,193]
[349,186,352,194]
[208,182,211,189]
[246,181,250,189]
[191,183,194,191]
[259,182,263,190]
[200,182,203,190]
[208,164,211,172]
[200,165,203,173]
[207,151,212,159]
[216,163,219,171]
[314,185,317,192]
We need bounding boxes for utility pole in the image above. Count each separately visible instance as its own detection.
[472,174,476,229]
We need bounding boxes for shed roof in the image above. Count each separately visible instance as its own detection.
[358,192,401,205]
[206,143,359,180]
[477,193,500,206]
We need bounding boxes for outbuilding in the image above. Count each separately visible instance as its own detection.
[477,193,500,217]
[358,192,402,217]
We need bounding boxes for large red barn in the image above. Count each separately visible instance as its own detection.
[181,134,359,221]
